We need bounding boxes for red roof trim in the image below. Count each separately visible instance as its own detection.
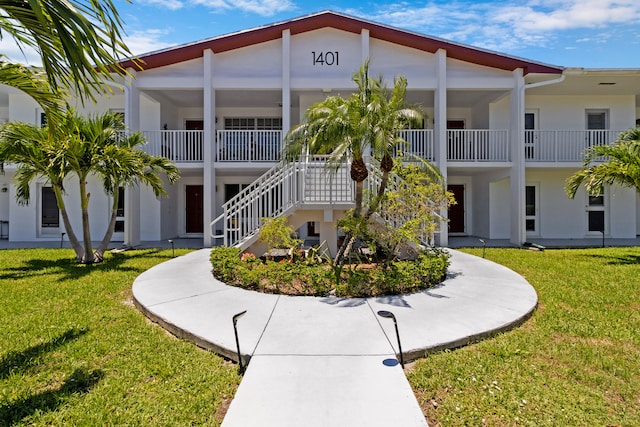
[119,11,562,75]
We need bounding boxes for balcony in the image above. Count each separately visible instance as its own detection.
[142,130,203,163]
[525,130,622,163]
[398,129,434,160]
[141,128,627,165]
[447,130,510,162]
[216,130,282,162]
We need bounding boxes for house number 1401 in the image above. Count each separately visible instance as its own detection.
[312,51,339,66]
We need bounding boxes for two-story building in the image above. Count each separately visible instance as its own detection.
[1,11,639,252]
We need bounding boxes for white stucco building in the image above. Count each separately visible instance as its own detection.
[1,11,639,251]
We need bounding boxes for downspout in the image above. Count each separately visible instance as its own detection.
[515,73,565,245]
[524,74,565,90]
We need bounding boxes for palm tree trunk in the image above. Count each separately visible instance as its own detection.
[364,169,390,221]
[53,184,84,261]
[95,194,119,262]
[79,178,94,263]
[333,179,365,266]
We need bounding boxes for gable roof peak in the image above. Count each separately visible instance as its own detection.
[119,10,563,75]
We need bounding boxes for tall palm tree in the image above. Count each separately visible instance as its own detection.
[0,0,135,101]
[565,127,640,198]
[0,110,179,263]
[283,61,429,264]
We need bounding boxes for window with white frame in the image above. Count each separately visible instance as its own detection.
[224,118,282,130]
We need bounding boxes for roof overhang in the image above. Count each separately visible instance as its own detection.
[118,11,564,76]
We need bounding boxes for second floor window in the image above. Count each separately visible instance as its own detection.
[224,118,282,130]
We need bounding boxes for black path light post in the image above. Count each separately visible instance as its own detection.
[60,232,66,248]
[377,310,404,369]
[232,310,247,374]
[168,239,175,257]
[479,238,486,258]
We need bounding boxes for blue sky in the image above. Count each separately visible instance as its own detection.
[5,0,640,68]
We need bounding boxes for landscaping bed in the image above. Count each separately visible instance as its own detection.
[209,246,450,297]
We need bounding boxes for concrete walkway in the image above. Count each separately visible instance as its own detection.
[132,248,538,427]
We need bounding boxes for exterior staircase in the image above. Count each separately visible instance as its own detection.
[210,156,437,250]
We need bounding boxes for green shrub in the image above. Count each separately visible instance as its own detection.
[210,246,450,297]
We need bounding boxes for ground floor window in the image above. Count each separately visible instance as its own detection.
[115,187,125,233]
[41,186,59,228]
[525,185,537,233]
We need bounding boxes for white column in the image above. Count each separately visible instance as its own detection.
[434,49,448,247]
[124,71,141,247]
[282,30,291,135]
[361,29,370,64]
[510,68,526,246]
[203,49,216,247]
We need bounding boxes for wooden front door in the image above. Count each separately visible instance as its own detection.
[185,185,203,233]
[448,184,465,233]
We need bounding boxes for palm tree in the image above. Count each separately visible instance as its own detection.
[0,0,134,101]
[283,61,428,264]
[565,127,640,198]
[0,117,84,257]
[0,110,179,263]
[92,129,180,261]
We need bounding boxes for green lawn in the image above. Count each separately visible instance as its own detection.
[2,247,639,426]
[0,248,239,426]
[409,247,640,426]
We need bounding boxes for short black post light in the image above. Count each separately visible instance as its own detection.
[168,239,175,257]
[479,239,486,258]
[60,232,66,248]
[232,310,247,374]
[377,310,404,369]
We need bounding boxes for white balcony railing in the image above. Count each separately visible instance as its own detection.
[525,130,622,162]
[447,130,510,162]
[397,129,434,160]
[216,130,282,162]
[137,128,623,165]
[142,130,203,162]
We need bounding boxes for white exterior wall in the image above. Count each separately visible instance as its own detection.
[9,93,40,123]
[525,95,635,129]
[526,170,636,239]
[488,178,511,239]
[139,186,162,241]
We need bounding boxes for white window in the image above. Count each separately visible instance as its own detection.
[525,184,538,234]
[224,118,282,130]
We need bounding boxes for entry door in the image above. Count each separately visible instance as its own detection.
[447,184,465,233]
[185,185,203,234]
[586,110,608,147]
[447,120,466,160]
[524,111,537,160]
[586,188,605,234]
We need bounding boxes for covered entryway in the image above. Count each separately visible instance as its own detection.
[448,184,465,233]
[185,185,203,233]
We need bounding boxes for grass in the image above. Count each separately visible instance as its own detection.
[0,248,240,426]
[408,247,640,426]
[2,246,639,426]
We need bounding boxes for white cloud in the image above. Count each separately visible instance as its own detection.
[140,0,295,16]
[0,38,42,66]
[350,0,640,55]
[123,29,176,56]
[138,0,184,11]
[493,0,640,32]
